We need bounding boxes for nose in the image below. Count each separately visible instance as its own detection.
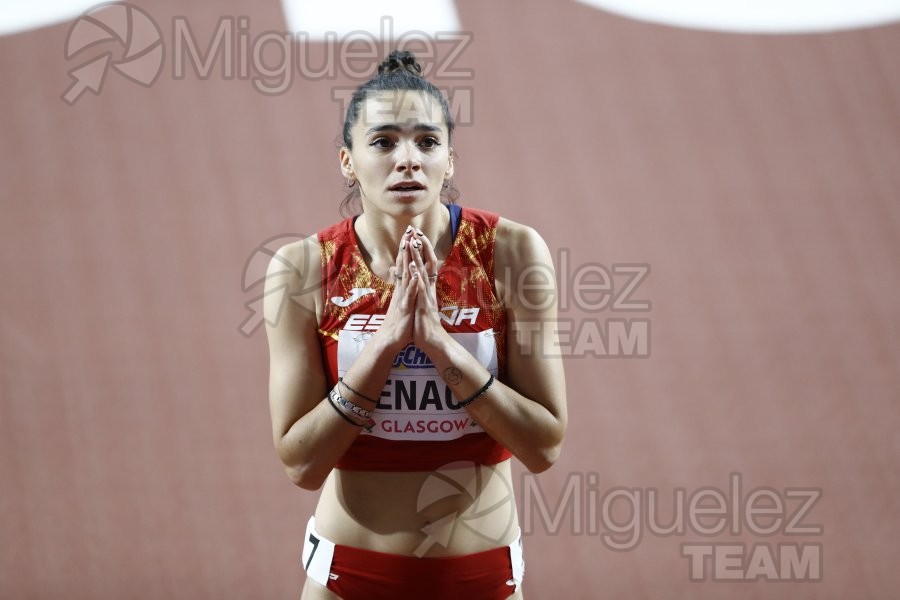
[395,141,422,172]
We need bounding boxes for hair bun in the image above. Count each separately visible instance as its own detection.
[378,50,423,77]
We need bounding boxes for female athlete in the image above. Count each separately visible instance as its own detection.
[264,50,567,599]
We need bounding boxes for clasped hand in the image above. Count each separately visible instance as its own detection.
[376,225,446,354]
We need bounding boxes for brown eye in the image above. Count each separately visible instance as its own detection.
[370,137,393,149]
[419,137,440,149]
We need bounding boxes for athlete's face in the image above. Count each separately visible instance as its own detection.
[341,90,453,216]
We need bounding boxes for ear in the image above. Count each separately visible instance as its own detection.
[339,147,354,180]
[445,147,455,180]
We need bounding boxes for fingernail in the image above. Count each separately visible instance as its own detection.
[401,240,406,249]
[416,229,424,236]
[412,272,419,279]
[406,225,413,233]
[414,240,421,248]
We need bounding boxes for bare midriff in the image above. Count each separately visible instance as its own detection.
[313,459,519,557]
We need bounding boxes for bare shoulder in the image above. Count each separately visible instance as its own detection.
[494,216,555,310]
[495,216,552,264]
[272,233,320,272]
[265,233,322,318]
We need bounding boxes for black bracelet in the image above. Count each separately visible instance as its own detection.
[459,374,494,408]
[326,391,364,427]
[338,377,377,405]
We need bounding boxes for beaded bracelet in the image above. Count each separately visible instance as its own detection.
[338,377,378,405]
[459,374,495,408]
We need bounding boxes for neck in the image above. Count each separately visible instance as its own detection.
[355,202,452,265]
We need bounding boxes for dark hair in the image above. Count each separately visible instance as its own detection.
[340,50,459,216]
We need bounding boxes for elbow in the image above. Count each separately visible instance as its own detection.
[526,444,562,474]
[276,438,327,490]
[283,463,327,491]
[527,421,566,474]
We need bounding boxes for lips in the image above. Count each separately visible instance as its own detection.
[389,181,426,191]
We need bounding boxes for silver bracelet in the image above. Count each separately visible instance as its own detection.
[329,387,372,421]
[327,388,375,431]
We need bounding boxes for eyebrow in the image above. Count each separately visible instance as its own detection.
[365,124,443,136]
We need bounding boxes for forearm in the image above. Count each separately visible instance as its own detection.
[422,331,565,473]
[278,333,398,488]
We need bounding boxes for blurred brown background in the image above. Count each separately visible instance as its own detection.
[1,0,898,598]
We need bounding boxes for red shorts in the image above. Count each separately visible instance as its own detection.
[301,515,525,600]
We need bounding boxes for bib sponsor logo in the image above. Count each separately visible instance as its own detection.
[393,345,434,369]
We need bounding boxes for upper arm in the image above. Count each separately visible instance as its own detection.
[263,236,328,457]
[495,218,568,428]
